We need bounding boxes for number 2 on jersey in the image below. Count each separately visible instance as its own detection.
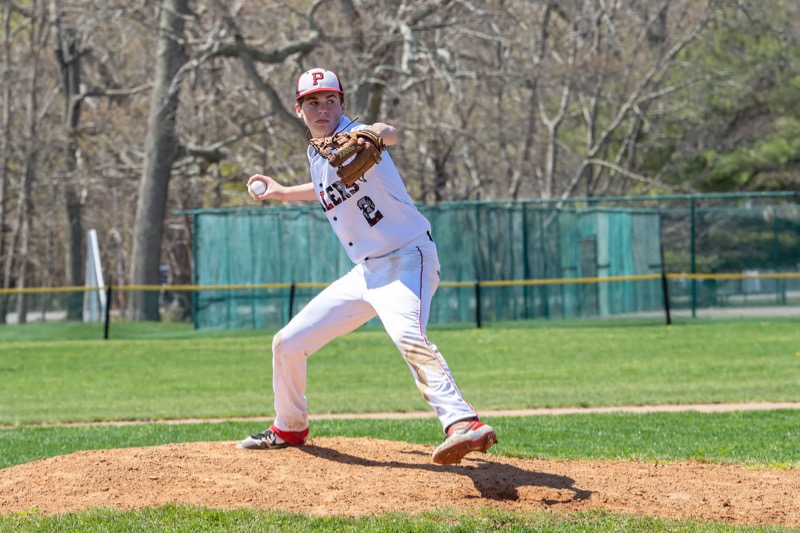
[357,196,383,227]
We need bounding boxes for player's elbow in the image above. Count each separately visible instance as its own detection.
[372,122,399,146]
[382,127,399,146]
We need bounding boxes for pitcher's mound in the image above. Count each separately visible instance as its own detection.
[1,437,798,527]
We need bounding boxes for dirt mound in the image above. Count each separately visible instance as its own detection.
[1,437,798,527]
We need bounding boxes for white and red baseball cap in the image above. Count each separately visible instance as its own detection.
[295,68,344,101]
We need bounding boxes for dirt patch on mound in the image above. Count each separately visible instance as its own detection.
[1,437,798,527]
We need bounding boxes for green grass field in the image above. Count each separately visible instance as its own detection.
[1,317,799,532]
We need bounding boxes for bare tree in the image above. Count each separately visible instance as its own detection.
[128,0,190,321]
[0,3,14,323]
[553,0,722,199]
[2,0,54,324]
[51,0,86,319]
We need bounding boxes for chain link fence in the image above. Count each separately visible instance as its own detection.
[2,192,798,336]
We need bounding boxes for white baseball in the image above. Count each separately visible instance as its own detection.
[249,180,267,196]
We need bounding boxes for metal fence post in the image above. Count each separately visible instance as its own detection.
[474,280,482,328]
[103,284,112,340]
[690,196,697,318]
[289,282,296,319]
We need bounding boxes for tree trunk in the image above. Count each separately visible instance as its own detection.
[3,2,47,324]
[128,0,189,321]
[8,76,40,327]
[0,5,12,324]
[13,172,33,324]
[53,6,85,320]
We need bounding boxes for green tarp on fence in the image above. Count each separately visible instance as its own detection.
[186,193,799,330]
[2,194,795,331]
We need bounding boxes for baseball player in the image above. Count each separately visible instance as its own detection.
[237,68,496,465]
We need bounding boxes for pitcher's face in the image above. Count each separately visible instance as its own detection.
[296,91,345,138]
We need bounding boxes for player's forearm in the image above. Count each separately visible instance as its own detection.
[247,175,317,203]
[274,182,317,202]
[369,123,399,146]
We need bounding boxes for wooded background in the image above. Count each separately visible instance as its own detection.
[1,0,798,321]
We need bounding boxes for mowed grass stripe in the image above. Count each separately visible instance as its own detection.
[2,318,798,425]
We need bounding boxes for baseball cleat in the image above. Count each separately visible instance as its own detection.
[432,420,497,465]
[236,426,308,450]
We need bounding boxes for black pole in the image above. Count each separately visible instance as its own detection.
[103,284,112,339]
[288,282,296,319]
[474,280,482,328]
[690,196,697,318]
[659,243,672,326]
[660,272,672,326]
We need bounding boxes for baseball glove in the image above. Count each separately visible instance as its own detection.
[309,130,385,185]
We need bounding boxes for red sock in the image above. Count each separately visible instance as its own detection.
[269,425,309,446]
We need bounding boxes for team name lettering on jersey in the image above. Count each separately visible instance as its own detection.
[318,179,383,228]
[319,180,359,212]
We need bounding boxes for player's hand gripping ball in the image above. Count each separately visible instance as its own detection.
[309,130,385,186]
[249,180,267,196]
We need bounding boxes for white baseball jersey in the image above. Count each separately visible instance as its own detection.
[308,116,431,263]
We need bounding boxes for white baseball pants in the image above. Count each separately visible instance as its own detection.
[271,234,477,434]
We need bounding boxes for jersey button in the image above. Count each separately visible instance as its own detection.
[348,242,353,246]
[333,217,338,221]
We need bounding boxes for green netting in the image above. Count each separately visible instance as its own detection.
[660,200,800,311]
[193,206,353,330]
[189,197,692,328]
[188,193,799,330]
